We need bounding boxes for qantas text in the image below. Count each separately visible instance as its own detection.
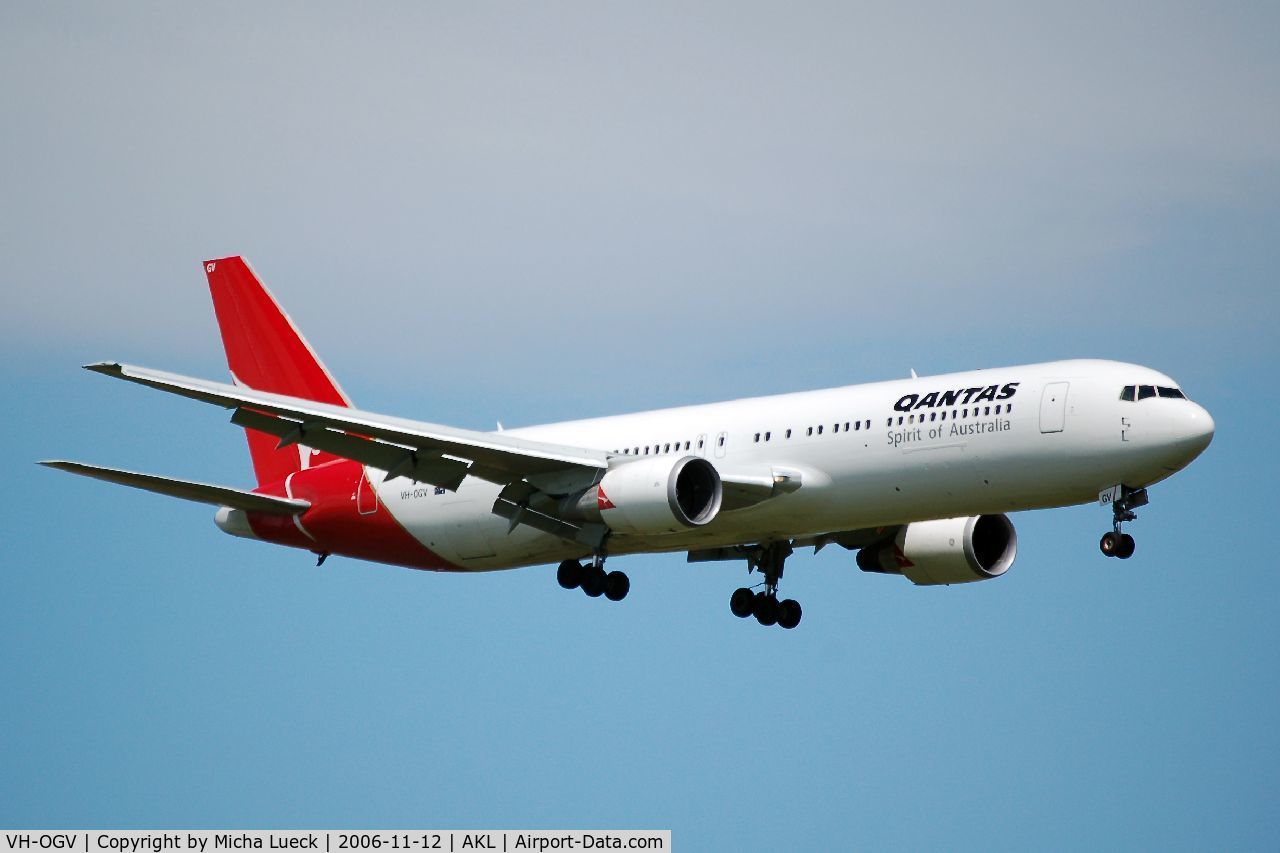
[893,382,1019,412]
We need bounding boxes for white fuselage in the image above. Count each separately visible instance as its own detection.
[373,359,1214,570]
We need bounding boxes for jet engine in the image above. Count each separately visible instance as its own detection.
[560,455,723,535]
[856,514,1017,585]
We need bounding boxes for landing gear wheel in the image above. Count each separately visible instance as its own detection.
[1101,486,1147,560]
[604,571,630,601]
[1100,531,1122,557]
[581,565,606,597]
[754,593,780,626]
[730,587,755,618]
[777,599,802,630]
[557,560,583,589]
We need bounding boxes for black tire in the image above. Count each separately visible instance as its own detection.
[582,566,606,597]
[778,599,802,630]
[755,593,780,627]
[1117,533,1136,560]
[557,560,583,590]
[1100,531,1121,557]
[730,587,755,618]
[604,571,630,601]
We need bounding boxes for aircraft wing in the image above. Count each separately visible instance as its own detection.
[85,362,608,489]
[39,460,310,515]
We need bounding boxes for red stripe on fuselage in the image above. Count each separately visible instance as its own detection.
[246,459,458,571]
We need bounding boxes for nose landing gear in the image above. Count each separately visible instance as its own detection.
[1100,486,1147,560]
[728,541,802,629]
[1100,530,1136,559]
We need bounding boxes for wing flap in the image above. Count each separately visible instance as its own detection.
[230,408,471,490]
[491,492,607,549]
[39,460,310,515]
[85,362,608,482]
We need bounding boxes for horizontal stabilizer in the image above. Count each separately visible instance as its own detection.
[38,460,310,515]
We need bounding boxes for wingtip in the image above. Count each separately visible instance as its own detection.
[83,361,123,375]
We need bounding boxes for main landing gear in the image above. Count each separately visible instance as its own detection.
[729,542,802,630]
[556,554,629,602]
[1100,486,1148,560]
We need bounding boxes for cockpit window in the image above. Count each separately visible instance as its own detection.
[1122,383,1187,402]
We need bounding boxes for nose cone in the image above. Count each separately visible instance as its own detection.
[1166,402,1215,468]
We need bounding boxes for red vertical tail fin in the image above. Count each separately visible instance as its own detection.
[204,256,351,487]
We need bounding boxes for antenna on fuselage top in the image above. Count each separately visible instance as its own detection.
[910,369,918,379]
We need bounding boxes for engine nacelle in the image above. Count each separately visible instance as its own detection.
[561,455,723,535]
[856,514,1017,585]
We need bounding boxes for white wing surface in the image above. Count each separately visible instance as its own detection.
[85,362,608,489]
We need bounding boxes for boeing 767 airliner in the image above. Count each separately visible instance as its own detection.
[42,257,1215,629]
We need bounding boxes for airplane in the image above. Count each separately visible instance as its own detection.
[41,256,1215,629]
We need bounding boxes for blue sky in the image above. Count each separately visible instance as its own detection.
[3,3,1279,849]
